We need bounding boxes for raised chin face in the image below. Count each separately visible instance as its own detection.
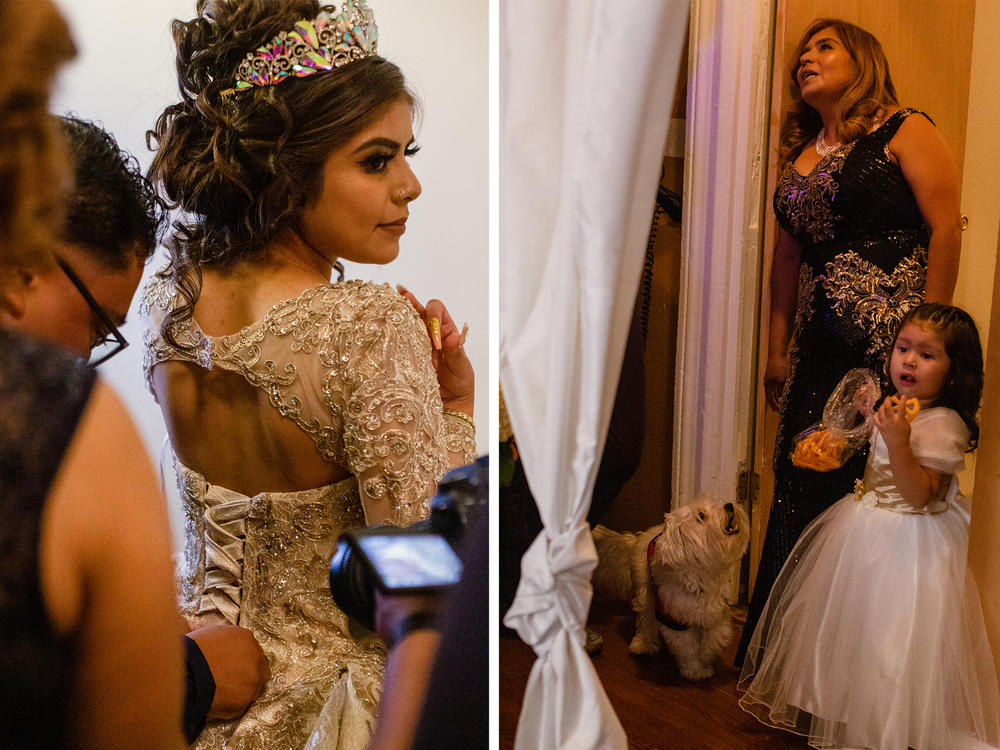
[796,28,855,105]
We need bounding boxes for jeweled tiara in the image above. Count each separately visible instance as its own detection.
[221,0,378,97]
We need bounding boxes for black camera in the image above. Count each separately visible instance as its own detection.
[329,456,487,631]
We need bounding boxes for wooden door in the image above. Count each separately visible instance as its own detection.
[749,0,979,592]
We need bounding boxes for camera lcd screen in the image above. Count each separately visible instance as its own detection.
[357,533,463,591]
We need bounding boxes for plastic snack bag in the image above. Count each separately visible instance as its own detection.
[791,368,881,472]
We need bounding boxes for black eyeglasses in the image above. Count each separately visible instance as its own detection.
[55,257,129,366]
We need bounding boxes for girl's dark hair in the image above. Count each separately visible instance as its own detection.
[147,0,414,340]
[887,303,984,451]
[778,18,898,167]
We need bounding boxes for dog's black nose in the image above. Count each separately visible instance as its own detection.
[724,502,733,512]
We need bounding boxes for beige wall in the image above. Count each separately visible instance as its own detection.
[969,229,1000,680]
[966,0,1000,683]
[954,0,1000,495]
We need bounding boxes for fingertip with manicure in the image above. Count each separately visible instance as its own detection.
[429,317,442,349]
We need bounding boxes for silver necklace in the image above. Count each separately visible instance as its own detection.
[815,127,842,157]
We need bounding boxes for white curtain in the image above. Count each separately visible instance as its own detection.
[499,2,691,747]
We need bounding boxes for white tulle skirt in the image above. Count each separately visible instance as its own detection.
[739,494,1000,750]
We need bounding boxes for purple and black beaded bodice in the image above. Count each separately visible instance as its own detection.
[772,107,931,551]
[775,108,928,372]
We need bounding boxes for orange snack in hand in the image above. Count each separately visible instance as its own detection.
[886,395,920,422]
[792,428,847,471]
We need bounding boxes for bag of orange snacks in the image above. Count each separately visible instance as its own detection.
[791,368,882,472]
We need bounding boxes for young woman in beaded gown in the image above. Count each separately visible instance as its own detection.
[736,18,962,664]
[140,2,477,748]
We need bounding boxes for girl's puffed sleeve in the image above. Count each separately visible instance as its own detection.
[909,407,970,476]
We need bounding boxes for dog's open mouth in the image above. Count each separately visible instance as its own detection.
[724,504,741,535]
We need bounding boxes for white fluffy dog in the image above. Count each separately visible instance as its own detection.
[592,496,750,679]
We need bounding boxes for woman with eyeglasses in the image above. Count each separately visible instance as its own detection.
[0,1,186,747]
[140,1,477,747]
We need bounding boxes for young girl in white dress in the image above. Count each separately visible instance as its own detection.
[739,303,1000,750]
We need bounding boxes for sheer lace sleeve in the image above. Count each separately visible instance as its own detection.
[139,271,213,397]
[442,410,477,467]
[321,283,459,526]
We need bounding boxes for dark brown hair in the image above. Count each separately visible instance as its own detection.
[147,0,414,338]
[778,18,898,167]
[0,0,75,275]
[887,303,984,451]
[60,115,166,270]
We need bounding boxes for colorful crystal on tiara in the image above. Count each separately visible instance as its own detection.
[225,0,378,95]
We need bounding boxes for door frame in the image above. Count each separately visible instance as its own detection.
[673,0,774,513]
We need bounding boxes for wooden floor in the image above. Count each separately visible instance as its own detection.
[500,600,812,750]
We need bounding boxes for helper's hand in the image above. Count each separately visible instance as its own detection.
[185,624,270,720]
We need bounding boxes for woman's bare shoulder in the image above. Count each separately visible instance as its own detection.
[41,380,169,632]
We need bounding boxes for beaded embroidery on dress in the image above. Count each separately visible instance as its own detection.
[140,272,476,749]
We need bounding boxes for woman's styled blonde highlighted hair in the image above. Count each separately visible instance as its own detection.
[0,0,75,275]
[778,18,898,167]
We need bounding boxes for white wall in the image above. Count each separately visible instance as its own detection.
[50,0,489,476]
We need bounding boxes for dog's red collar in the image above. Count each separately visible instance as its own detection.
[647,533,690,632]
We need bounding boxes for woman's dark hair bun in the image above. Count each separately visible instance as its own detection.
[148,0,413,345]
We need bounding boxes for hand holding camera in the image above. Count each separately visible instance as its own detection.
[329,458,487,634]
[374,591,442,648]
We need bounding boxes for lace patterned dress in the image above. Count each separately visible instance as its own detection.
[739,408,1000,749]
[140,274,476,750]
[737,108,931,664]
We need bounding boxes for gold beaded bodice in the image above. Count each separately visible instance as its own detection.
[174,462,381,749]
[141,273,476,526]
[140,272,476,749]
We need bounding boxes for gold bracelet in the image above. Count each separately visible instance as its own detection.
[442,408,475,429]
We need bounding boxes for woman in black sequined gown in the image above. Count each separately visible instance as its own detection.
[736,19,961,664]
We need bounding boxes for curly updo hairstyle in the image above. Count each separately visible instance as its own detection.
[148,0,414,337]
[778,18,898,168]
